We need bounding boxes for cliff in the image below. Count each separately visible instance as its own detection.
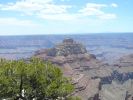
[34,38,107,99]
[34,38,133,100]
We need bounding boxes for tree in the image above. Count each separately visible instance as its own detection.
[0,58,75,100]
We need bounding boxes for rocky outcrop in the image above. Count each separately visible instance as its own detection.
[113,54,133,68]
[34,38,106,100]
[99,79,133,100]
[35,38,87,57]
[99,54,133,100]
[34,39,133,100]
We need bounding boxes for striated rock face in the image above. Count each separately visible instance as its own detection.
[99,79,133,100]
[99,54,133,100]
[34,39,133,100]
[34,38,106,100]
[113,54,133,68]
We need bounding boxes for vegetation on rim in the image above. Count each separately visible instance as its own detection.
[0,58,81,100]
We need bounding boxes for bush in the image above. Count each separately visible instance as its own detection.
[0,58,75,100]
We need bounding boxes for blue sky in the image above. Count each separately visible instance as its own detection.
[0,0,133,35]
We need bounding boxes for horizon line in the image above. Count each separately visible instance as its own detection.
[0,32,133,36]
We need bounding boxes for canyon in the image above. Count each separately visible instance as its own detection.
[34,38,133,100]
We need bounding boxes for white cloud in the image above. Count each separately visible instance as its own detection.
[0,1,117,20]
[85,3,107,9]
[0,17,38,26]
[0,17,43,35]
[0,0,71,16]
[79,3,107,14]
[79,3,117,20]
[38,13,79,21]
[98,14,117,20]
[111,3,118,8]
[38,5,71,14]
[60,0,70,1]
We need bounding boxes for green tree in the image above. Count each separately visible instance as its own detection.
[0,58,75,100]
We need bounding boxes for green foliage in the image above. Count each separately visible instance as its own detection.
[0,58,75,100]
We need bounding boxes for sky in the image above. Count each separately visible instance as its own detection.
[0,0,133,35]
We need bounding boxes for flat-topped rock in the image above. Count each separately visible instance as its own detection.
[63,38,74,44]
[35,38,87,57]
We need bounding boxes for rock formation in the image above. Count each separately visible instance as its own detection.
[99,54,133,100]
[35,38,87,57]
[34,38,107,99]
[34,38,133,100]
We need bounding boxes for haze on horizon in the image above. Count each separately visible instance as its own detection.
[0,0,133,35]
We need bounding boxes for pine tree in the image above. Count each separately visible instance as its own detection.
[0,58,77,100]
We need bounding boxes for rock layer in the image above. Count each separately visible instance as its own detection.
[34,38,105,99]
[35,38,87,57]
[34,38,133,100]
